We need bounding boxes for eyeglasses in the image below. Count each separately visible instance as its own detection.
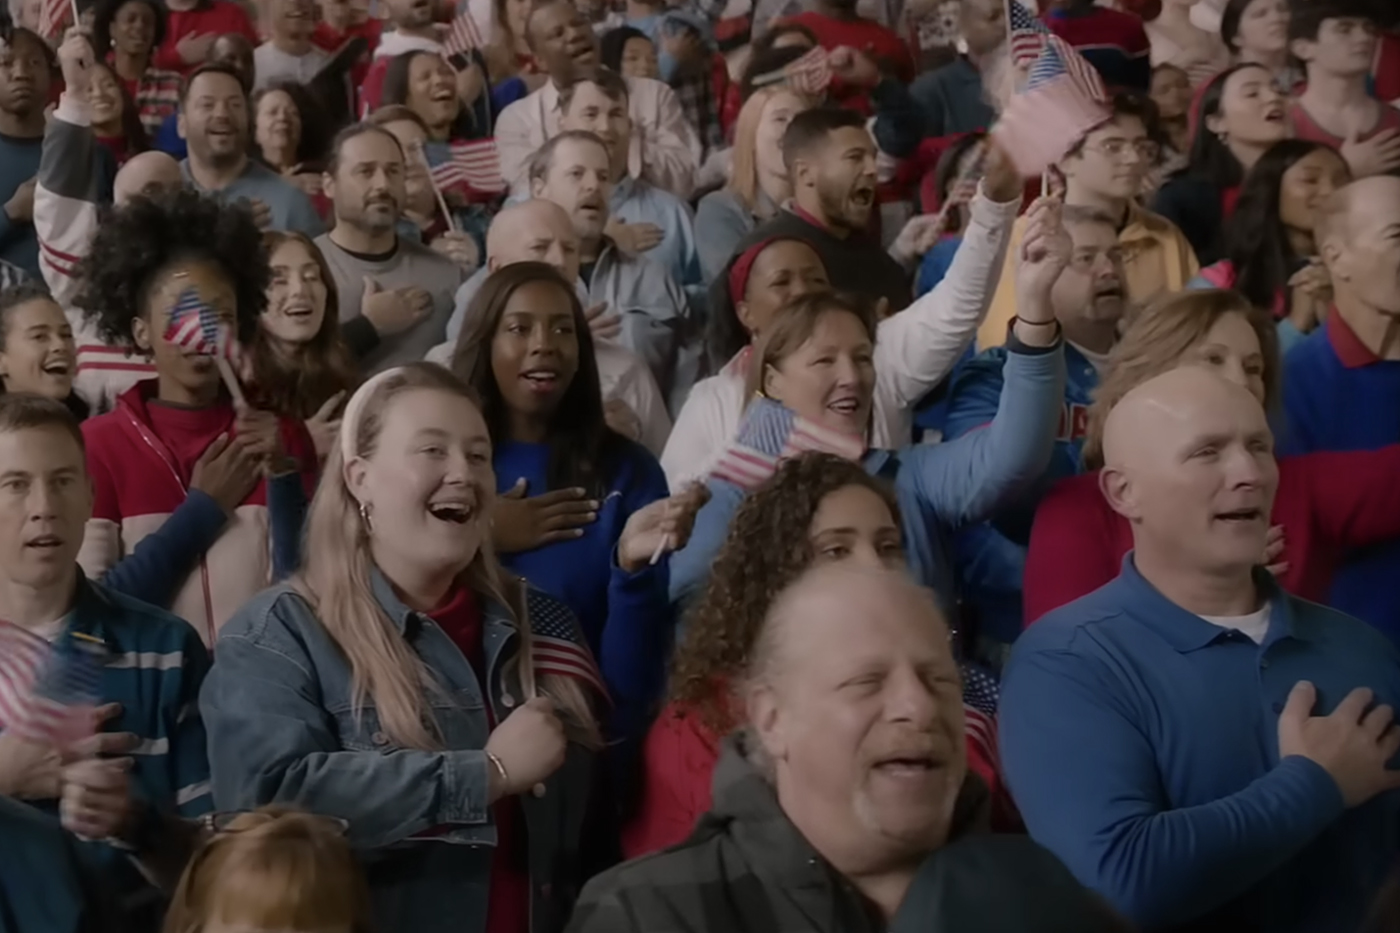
[199,811,351,835]
[1083,139,1161,162]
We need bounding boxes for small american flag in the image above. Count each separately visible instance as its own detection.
[1007,1,1050,69]
[961,662,1000,769]
[752,45,832,96]
[528,594,607,701]
[992,34,1110,177]
[429,139,506,201]
[164,288,221,354]
[711,398,865,490]
[37,0,70,40]
[0,626,104,747]
[441,7,484,57]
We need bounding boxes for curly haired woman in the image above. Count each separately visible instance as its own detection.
[621,454,1016,859]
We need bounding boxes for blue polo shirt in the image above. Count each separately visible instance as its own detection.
[1000,555,1400,932]
[1278,311,1400,640]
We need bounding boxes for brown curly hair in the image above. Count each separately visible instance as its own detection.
[669,453,899,736]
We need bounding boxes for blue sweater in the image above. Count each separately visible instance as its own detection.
[943,342,1099,642]
[1278,314,1400,640]
[494,439,671,743]
[670,344,1066,614]
[1000,556,1400,931]
[0,132,43,277]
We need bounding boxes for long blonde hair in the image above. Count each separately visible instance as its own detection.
[1082,289,1280,469]
[728,86,815,214]
[296,363,600,750]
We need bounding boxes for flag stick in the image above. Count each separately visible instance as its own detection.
[69,0,80,31]
[216,356,246,408]
[415,142,459,234]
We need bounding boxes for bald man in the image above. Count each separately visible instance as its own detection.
[430,199,672,455]
[571,564,1123,933]
[1280,175,1400,634]
[1000,366,1400,932]
[113,151,184,204]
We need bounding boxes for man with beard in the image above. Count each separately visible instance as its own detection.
[496,0,700,200]
[315,123,464,373]
[527,130,693,414]
[945,206,1126,645]
[1279,176,1400,638]
[568,564,1124,933]
[729,106,950,314]
[253,0,330,91]
[0,28,52,279]
[178,63,324,236]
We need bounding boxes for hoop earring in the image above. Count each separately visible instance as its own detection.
[358,500,373,532]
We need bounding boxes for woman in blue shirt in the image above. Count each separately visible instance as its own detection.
[449,262,704,746]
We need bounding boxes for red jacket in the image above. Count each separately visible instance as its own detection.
[622,699,1016,859]
[1023,446,1400,626]
[152,0,258,74]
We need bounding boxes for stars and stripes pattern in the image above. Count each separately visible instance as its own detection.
[428,139,507,201]
[441,8,485,57]
[37,0,71,40]
[1007,1,1051,69]
[528,593,608,701]
[961,662,1000,771]
[751,45,833,96]
[712,398,865,490]
[1007,0,1106,100]
[0,624,104,747]
[164,288,222,354]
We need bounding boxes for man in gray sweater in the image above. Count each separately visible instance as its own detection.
[315,123,464,373]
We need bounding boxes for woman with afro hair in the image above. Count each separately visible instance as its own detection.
[74,187,318,645]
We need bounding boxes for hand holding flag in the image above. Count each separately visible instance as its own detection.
[0,625,105,749]
[711,397,866,490]
[751,45,833,96]
[164,288,247,406]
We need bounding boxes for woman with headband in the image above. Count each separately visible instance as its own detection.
[202,363,606,933]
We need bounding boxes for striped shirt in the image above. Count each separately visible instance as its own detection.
[123,67,184,137]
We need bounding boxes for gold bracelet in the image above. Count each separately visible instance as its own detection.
[486,752,509,790]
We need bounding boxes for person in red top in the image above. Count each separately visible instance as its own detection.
[1023,288,1400,625]
[151,0,259,75]
[1288,0,1400,178]
[1375,27,1400,102]
[623,453,1016,859]
[312,0,383,100]
[779,0,913,113]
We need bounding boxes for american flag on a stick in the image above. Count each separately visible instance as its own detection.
[1007,0,1107,99]
[164,288,222,354]
[751,45,833,97]
[962,663,1000,773]
[37,0,73,41]
[0,624,104,747]
[711,398,865,490]
[428,139,506,200]
[528,594,608,700]
[440,7,484,57]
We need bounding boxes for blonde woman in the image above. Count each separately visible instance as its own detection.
[201,363,605,933]
[694,85,815,282]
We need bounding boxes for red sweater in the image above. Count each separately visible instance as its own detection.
[1376,31,1400,103]
[312,19,383,102]
[778,11,914,114]
[621,698,1015,859]
[152,1,259,74]
[1022,445,1400,625]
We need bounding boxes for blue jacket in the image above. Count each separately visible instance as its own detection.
[201,572,600,933]
[1000,556,1400,931]
[943,342,1099,642]
[670,343,1066,615]
[0,797,120,933]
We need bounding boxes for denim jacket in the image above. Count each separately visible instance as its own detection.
[200,571,599,933]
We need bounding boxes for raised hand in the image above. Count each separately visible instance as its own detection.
[616,482,710,571]
[305,391,346,461]
[1014,195,1072,310]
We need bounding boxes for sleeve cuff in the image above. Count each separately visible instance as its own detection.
[55,94,92,126]
[1004,326,1063,356]
[440,750,492,824]
[972,184,1025,218]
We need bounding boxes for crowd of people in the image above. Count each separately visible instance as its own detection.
[0,0,1399,929]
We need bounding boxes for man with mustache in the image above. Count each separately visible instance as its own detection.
[496,0,700,200]
[315,123,465,373]
[253,0,330,91]
[0,28,51,279]
[1001,367,1400,931]
[569,564,1124,933]
[178,62,324,237]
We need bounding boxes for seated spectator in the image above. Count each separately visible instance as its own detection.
[0,282,88,420]
[1144,0,1231,86]
[152,0,258,74]
[252,81,330,203]
[778,0,914,112]
[0,28,51,280]
[1289,0,1400,179]
[1221,0,1297,90]
[86,59,151,167]
[91,0,184,137]
[1152,63,1289,263]
[624,455,1016,858]
[946,205,1126,647]
[909,0,1001,141]
[662,156,1022,490]
[1044,0,1152,92]
[1149,63,1193,162]
[178,63,326,237]
[525,131,692,413]
[495,0,700,199]
[202,363,606,933]
[557,67,704,307]
[164,809,372,933]
[1024,288,1400,624]
[601,25,659,81]
[381,49,482,143]
[1002,365,1400,931]
[314,123,465,373]
[434,199,671,455]
[670,258,1066,612]
[1191,139,1350,352]
[253,0,331,91]
[0,393,213,921]
[1280,176,1400,639]
[695,85,815,283]
[574,564,1126,933]
[449,261,705,745]
[74,188,317,640]
[248,231,357,460]
[981,94,1196,351]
